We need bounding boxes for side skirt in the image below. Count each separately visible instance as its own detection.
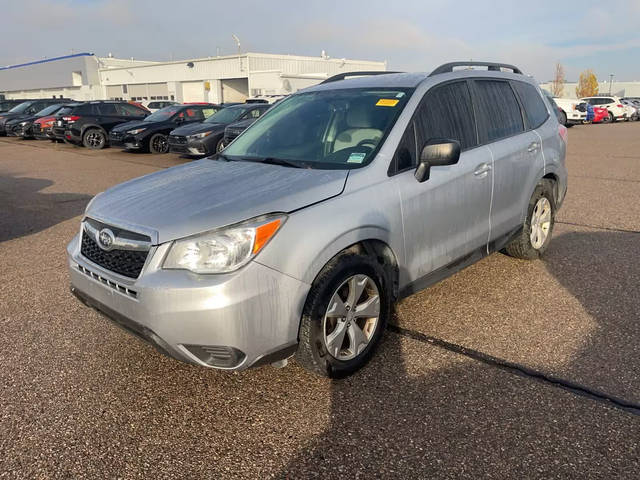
[398,226,522,299]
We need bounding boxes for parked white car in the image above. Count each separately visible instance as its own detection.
[550,97,586,127]
[581,96,628,122]
[621,99,639,121]
[141,100,179,112]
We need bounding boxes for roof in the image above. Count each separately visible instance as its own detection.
[0,52,93,71]
[306,72,429,91]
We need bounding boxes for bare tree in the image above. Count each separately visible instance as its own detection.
[551,63,565,97]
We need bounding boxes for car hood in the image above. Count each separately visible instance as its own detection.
[171,122,224,136]
[112,120,170,133]
[0,113,23,126]
[86,159,348,244]
[6,114,35,125]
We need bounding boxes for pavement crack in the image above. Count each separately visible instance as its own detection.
[388,324,640,417]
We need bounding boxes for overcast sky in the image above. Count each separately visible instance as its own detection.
[3,0,640,82]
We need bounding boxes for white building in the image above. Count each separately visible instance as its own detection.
[1,52,387,103]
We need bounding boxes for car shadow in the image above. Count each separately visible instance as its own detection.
[277,327,638,478]
[541,228,640,402]
[0,175,92,242]
[278,228,640,477]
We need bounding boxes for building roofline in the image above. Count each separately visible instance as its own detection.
[0,52,94,70]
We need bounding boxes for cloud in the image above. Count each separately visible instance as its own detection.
[1,0,639,81]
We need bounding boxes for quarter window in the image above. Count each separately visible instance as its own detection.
[512,81,549,129]
[473,80,524,142]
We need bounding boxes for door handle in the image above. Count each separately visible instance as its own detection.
[474,163,491,177]
[527,142,539,152]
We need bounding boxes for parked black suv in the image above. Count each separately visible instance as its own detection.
[169,103,270,156]
[0,99,30,113]
[109,104,221,154]
[222,116,262,149]
[54,101,149,149]
[0,99,69,135]
[4,103,66,138]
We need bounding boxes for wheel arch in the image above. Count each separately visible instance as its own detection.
[305,230,400,302]
[80,124,107,137]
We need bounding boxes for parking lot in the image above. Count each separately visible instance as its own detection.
[1,122,639,478]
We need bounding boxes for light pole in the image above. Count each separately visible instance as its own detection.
[609,73,614,95]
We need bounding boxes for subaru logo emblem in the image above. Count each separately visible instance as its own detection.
[97,228,115,251]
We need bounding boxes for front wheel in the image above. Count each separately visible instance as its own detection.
[295,253,391,378]
[216,138,225,153]
[149,133,169,154]
[503,180,556,260]
[83,129,106,149]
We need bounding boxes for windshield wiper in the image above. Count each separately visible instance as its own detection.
[253,157,304,169]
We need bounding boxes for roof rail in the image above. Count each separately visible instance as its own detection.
[321,71,402,84]
[429,62,522,76]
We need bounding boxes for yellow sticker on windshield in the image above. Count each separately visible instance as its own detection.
[376,98,399,107]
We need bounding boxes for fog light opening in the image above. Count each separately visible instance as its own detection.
[183,344,246,368]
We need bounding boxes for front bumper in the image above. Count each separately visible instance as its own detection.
[169,135,208,156]
[109,132,145,150]
[67,233,308,370]
[566,111,586,124]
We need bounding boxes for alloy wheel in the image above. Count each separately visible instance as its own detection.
[323,274,380,361]
[530,197,551,250]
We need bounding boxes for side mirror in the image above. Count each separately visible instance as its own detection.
[414,139,461,183]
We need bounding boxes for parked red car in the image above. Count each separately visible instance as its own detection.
[592,107,608,124]
[31,114,58,139]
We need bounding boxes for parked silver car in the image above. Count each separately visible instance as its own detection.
[68,62,568,377]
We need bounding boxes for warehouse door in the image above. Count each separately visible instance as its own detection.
[182,81,205,102]
[148,83,169,99]
[221,78,249,102]
[106,85,122,100]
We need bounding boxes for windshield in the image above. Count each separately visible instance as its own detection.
[204,107,246,124]
[8,101,34,114]
[144,106,181,122]
[35,104,61,117]
[223,88,412,169]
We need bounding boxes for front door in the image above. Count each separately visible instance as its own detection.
[393,80,493,285]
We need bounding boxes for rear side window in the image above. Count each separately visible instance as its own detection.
[98,104,118,115]
[73,104,97,115]
[473,80,524,142]
[512,81,548,129]
[414,81,478,151]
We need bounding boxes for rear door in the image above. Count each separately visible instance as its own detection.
[472,79,537,241]
[97,103,123,132]
[393,80,493,281]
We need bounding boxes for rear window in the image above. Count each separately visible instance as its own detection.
[473,80,524,142]
[511,81,549,129]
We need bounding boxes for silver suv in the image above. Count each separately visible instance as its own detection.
[68,62,568,377]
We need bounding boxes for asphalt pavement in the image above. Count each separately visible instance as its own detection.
[1,123,639,479]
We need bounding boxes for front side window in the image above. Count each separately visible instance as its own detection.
[512,81,549,129]
[414,81,478,151]
[473,80,524,142]
[223,88,412,169]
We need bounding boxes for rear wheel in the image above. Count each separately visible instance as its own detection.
[82,129,106,149]
[558,110,567,127]
[605,112,615,123]
[296,253,391,378]
[149,133,169,154]
[503,180,556,260]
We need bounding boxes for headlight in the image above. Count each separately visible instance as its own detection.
[163,214,286,274]
[126,128,146,135]
[188,131,212,140]
[19,121,28,126]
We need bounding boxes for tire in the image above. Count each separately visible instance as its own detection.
[295,253,392,378]
[148,133,169,154]
[216,138,225,153]
[503,180,556,260]
[607,112,615,123]
[558,110,567,127]
[82,129,106,149]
